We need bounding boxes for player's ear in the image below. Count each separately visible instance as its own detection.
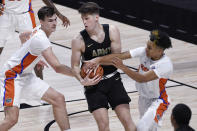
[95,14,99,21]
[40,20,44,26]
[170,114,176,127]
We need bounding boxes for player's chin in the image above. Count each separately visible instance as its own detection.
[51,27,56,32]
[146,52,150,58]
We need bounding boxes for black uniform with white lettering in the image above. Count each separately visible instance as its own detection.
[81,24,116,75]
[80,24,131,113]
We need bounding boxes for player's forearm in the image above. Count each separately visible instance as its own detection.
[42,0,61,16]
[72,66,83,82]
[97,52,130,65]
[55,64,73,76]
[120,65,146,83]
[95,53,120,65]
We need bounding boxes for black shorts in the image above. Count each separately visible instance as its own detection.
[84,72,131,113]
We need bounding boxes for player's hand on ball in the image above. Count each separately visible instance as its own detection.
[83,57,100,71]
[80,69,102,86]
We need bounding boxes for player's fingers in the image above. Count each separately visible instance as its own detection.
[86,68,90,74]
[111,61,118,68]
[86,69,93,77]
[93,74,101,81]
[63,18,70,28]
[112,57,118,62]
[67,19,70,26]
[0,11,3,16]
[93,76,102,84]
[40,61,49,67]
[36,65,41,70]
[93,65,99,75]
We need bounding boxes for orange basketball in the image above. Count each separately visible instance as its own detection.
[80,65,104,79]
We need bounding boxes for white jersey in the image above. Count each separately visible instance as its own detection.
[1,27,51,75]
[2,0,32,14]
[130,47,173,99]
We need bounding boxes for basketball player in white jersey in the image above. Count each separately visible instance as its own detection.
[0,0,70,79]
[0,6,73,131]
[86,30,173,131]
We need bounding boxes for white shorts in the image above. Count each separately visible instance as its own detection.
[0,71,49,108]
[137,96,170,131]
[0,11,36,47]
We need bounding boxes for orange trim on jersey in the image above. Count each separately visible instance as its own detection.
[154,78,169,123]
[140,64,149,72]
[154,103,168,123]
[159,78,168,104]
[28,0,36,28]
[28,11,36,28]
[12,52,38,74]
[3,70,17,106]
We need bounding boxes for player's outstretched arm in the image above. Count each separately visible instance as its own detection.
[86,51,131,66]
[71,36,84,82]
[42,47,73,76]
[85,25,131,69]
[111,57,158,82]
[42,0,70,27]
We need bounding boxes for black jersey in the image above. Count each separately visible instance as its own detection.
[80,24,117,75]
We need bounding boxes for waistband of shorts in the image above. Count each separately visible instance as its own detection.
[84,71,118,90]
[101,71,118,80]
[4,10,29,15]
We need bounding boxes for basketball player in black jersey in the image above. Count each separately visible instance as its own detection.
[71,2,136,131]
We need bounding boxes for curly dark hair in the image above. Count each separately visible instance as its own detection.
[149,29,172,49]
[172,103,192,125]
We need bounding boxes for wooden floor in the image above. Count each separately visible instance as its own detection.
[0,0,197,130]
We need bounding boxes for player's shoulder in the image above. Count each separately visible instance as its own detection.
[71,33,84,48]
[157,55,173,67]
[162,55,172,63]
[33,29,48,40]
[72,33,83,43]
[30,32,49,47]
[109,25,119,32]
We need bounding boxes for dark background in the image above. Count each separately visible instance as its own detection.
[53,0,197,45]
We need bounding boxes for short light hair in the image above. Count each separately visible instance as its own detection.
[78,2,100,15]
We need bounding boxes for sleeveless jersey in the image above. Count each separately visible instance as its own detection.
[80,24,117,75]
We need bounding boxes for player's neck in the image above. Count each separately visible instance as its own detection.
[41,27,52,37]
[151,53,164,61]
[88,23,102,36]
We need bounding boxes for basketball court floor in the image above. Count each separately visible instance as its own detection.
[0,0,196,130]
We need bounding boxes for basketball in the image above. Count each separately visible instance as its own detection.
[80,64,104,79]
